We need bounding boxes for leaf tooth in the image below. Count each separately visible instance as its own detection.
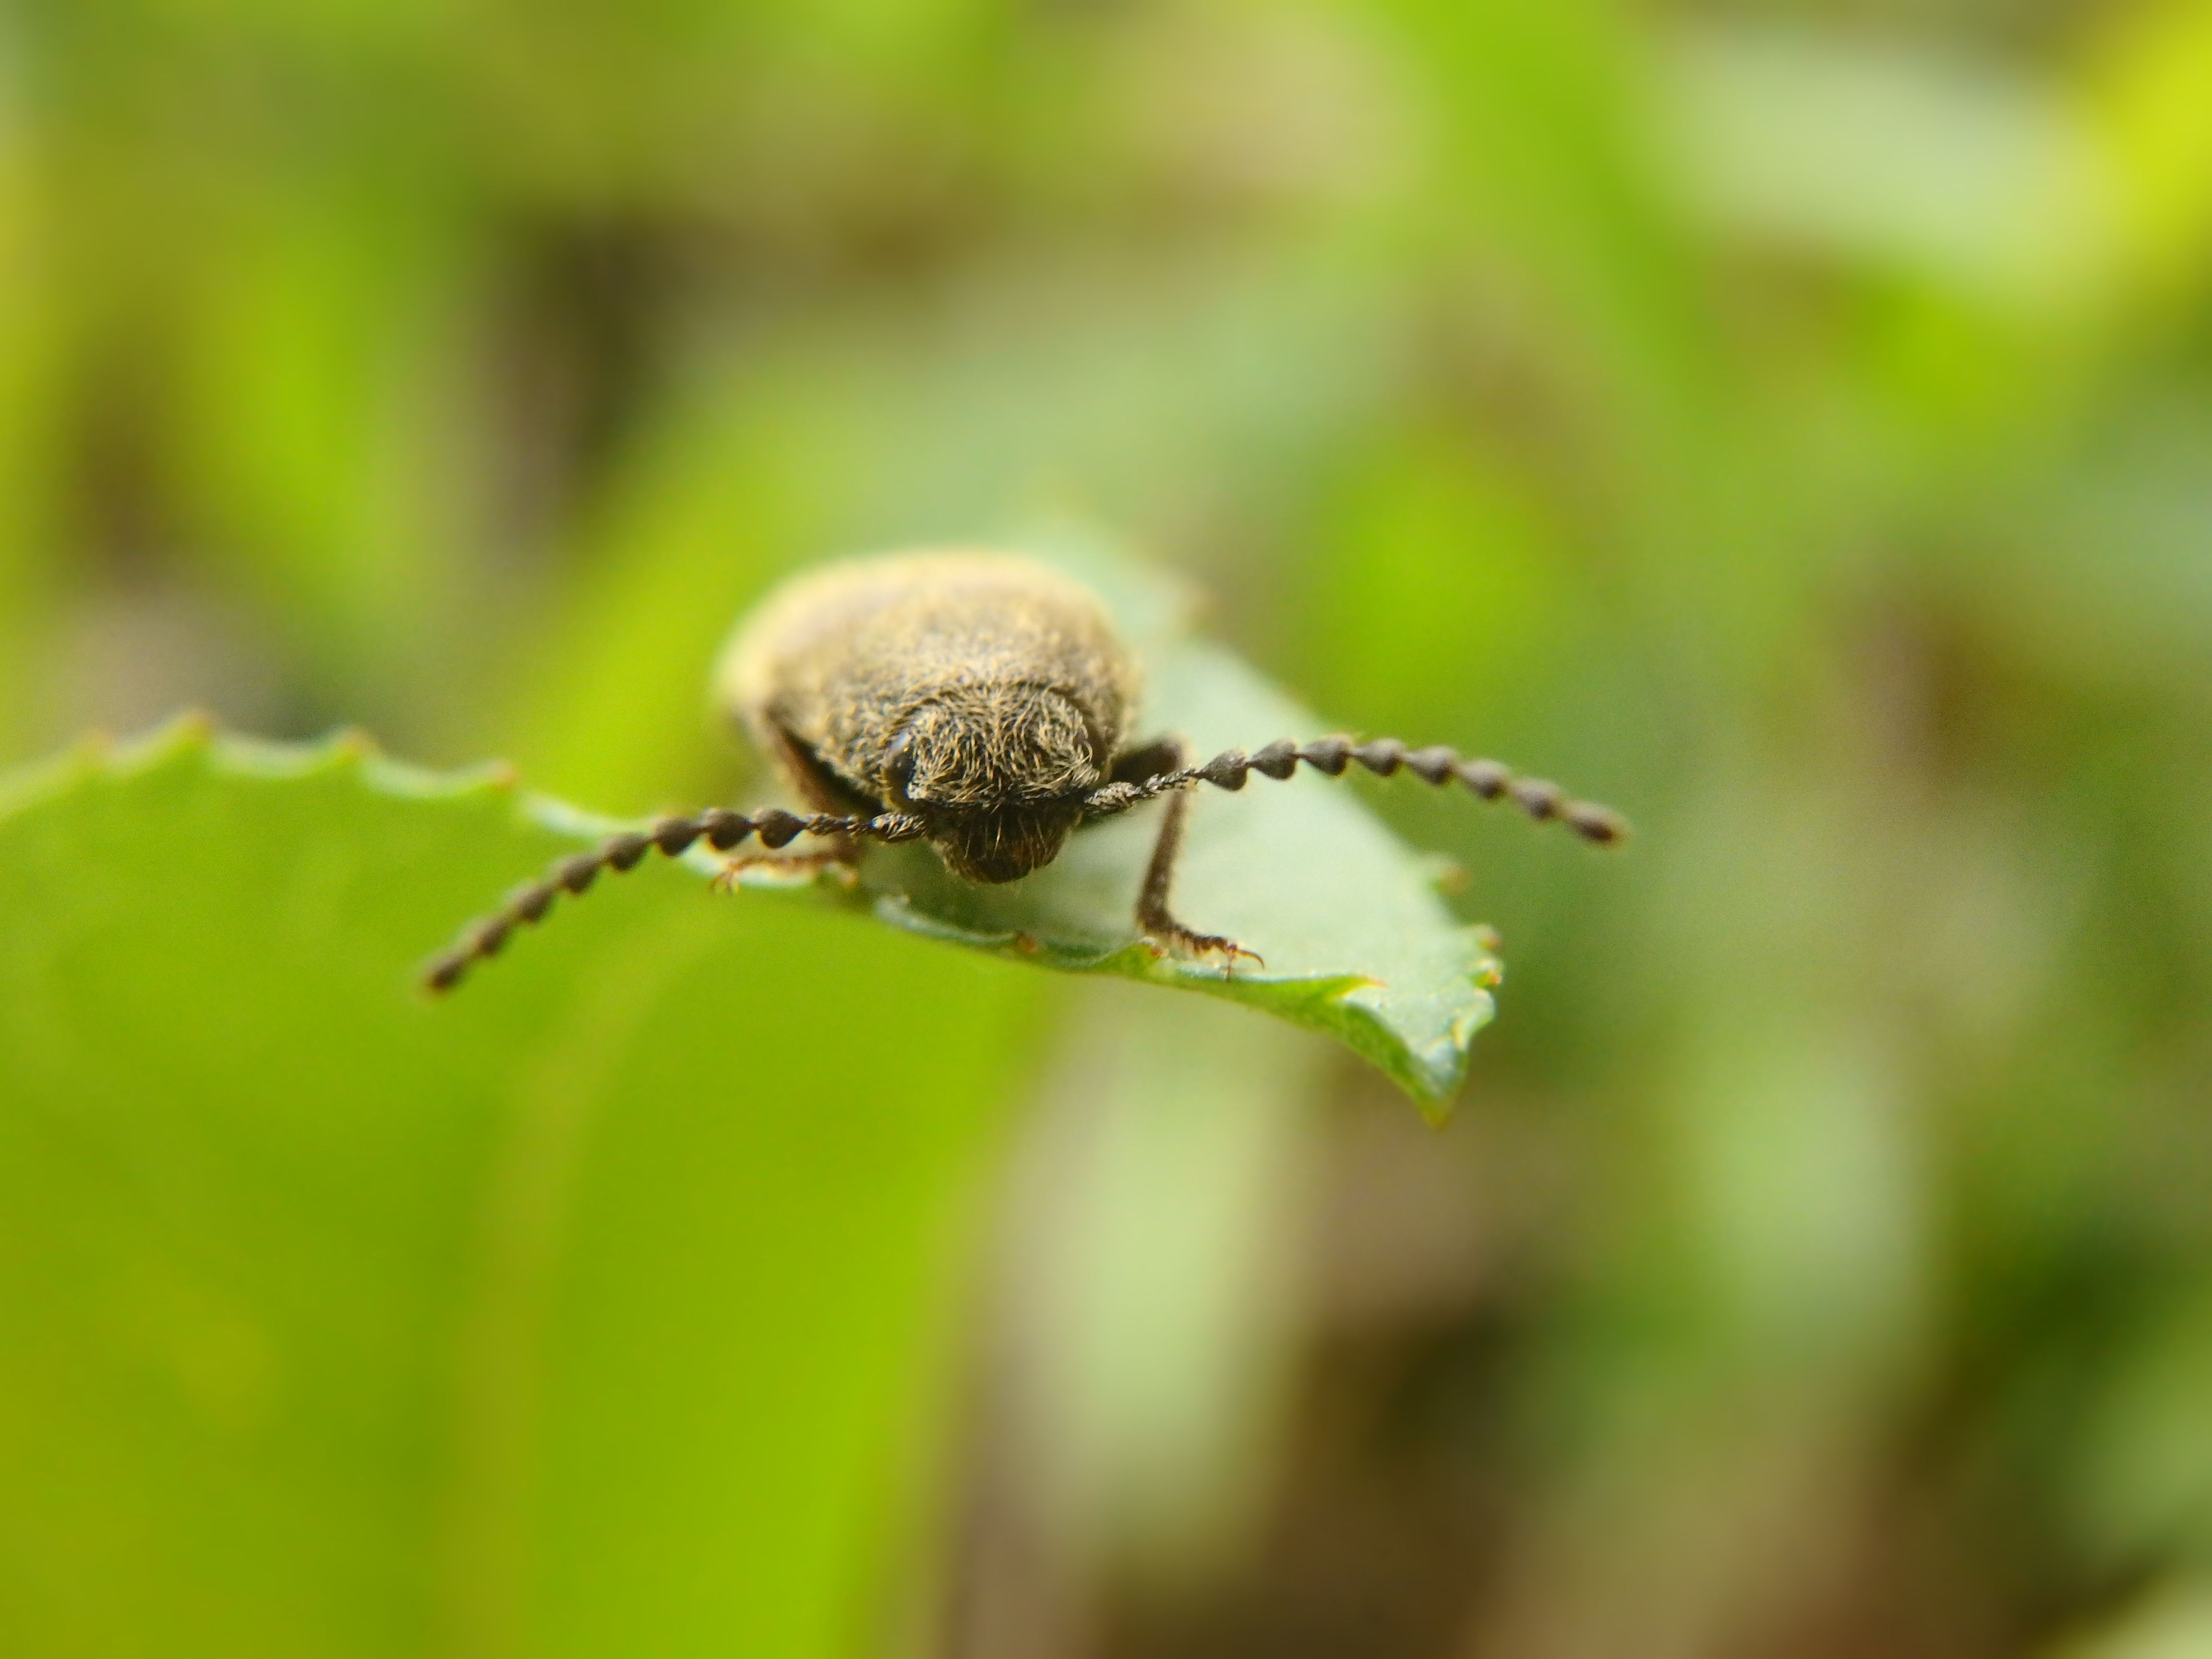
[329,727,380,766]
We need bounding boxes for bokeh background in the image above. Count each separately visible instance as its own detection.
[6,0,2212,1655]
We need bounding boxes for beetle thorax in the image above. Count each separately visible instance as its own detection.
[898,683,1102,809]
[896,684,1101,884]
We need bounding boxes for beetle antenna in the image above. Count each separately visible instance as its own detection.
[1082,737,1629,845]
[421,807,926,994]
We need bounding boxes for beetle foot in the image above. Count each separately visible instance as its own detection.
[710,851,860,893]
[1148,924,1264,975]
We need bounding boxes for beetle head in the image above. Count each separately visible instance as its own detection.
[888,685,1105,884]
[931,803,1085,884]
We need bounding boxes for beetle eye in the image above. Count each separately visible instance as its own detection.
[883,731,917,802]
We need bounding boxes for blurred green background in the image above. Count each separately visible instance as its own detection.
[5,0,2212,1655]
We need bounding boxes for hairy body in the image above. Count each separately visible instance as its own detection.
[719,553,1136,882]
[422,548,1627,993]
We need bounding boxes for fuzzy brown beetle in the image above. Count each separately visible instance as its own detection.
[422,550,1626,993]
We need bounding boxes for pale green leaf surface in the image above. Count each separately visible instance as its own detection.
[699,541,1502,1108]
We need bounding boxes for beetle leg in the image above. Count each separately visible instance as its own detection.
[709,841,861,892]
[1130,740,1263,974]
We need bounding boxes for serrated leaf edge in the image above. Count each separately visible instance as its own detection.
[2,718,1496,1110]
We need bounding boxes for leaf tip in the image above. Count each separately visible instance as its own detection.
[1412,1089,1461,1129]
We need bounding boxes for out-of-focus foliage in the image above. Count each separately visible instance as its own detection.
[4,0,2212,1655]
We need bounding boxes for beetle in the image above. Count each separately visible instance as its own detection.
[422,549,1626,992]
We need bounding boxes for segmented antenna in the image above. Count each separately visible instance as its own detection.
[1082,736,1629,844]
[421,807,924,994]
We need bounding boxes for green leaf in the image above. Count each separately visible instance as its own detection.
[0,556,1496,1655]
[0,718,1046,1658]
[538,540,1501,1110]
